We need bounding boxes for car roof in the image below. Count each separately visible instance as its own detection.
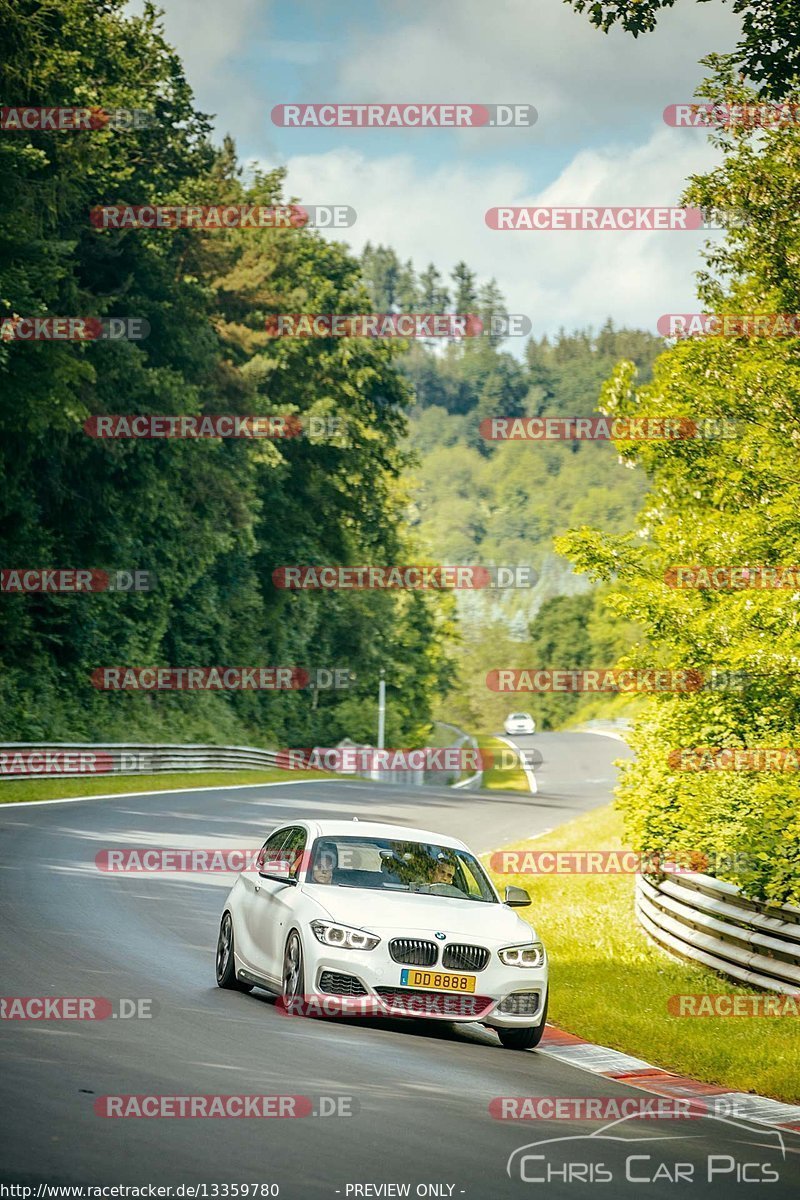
[288,818,469,851]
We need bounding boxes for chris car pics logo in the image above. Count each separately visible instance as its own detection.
[506,1113,786,1185]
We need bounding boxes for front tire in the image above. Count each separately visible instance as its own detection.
[281,931,305,1008]
[215,912,253,992]
[496,993,548,1050]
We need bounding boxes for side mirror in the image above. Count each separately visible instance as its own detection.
[504,885,531,907]
[258,855,299,885]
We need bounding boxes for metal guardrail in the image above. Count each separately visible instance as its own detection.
[636,869,800,994]
[331,739,423,787]
[433,722,484,791]
[0,737,485,790]
[0,742,288,779]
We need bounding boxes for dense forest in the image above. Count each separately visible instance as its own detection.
[0,0,455,747]
[357,243,664,730]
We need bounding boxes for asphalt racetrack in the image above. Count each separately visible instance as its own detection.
[1,732,797,1196]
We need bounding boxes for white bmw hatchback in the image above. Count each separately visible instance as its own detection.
[504,712,536,736]
[216,818,549,1049]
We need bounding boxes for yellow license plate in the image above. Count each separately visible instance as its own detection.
[400,969,476,993]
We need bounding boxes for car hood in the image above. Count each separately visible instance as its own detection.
[304,886,537,942]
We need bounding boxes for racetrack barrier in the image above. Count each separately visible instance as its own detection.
[635,869,800,994]
[0,738,482,789]
[0,742,297,779]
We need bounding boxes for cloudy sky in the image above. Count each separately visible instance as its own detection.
[133,0,741,339]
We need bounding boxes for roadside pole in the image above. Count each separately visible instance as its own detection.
[377,669,386,750]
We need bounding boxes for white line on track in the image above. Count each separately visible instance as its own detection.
[494,734,538,793]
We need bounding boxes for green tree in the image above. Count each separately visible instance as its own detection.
[418,263,450,312]
[395,259,420,312]
[477,278,508,348]
[0,0,455,748]
[557,69,800,904]
[360,243,400,311]
[451,261,478,314]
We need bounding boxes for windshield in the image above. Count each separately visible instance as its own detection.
[306,835,498,903]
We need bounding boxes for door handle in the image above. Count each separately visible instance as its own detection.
[254,884,260,893]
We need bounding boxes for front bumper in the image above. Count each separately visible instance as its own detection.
[305,939,548,1028]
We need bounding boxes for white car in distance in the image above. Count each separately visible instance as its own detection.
[504,712,536,736]
[216,818,548,1050]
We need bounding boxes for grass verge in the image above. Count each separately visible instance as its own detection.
[485,802,800,1103]
[0,768,335,805]
[476,735,532,793]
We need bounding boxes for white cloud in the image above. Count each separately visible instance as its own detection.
[333,0,742,144]
[125,0,272,143]
[136,0,734,336]
[267,39,328,66]
[127,0,269,76]
[279,127,722,339]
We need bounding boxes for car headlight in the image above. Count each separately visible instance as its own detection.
[310,920,380,951]
[498,942,545,967]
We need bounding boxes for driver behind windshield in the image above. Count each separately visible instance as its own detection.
[430,852,457,887]
[310,843,337,885]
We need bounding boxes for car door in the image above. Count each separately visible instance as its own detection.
[237,826,292,981]
[240,826,308,983]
